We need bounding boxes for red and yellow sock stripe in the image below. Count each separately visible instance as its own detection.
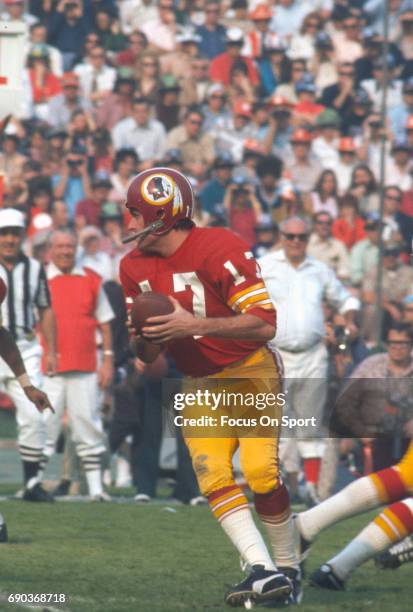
[374,500,413,543]
[370,466,407,504]
[208,484,249,523]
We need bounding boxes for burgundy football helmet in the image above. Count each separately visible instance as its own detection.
[124,167,194,239]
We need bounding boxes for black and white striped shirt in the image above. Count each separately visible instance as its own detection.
[0,254,51,341]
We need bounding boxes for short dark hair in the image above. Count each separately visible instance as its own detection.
[384,185,403,198]
[386,322,413,342]
[133,96,151,107]
[114,76,136,94]
[338,193,359,212]
[256,155,283,179]
[185,106,204,120]
[114,148,139,170]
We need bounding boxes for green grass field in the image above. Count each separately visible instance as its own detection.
[0,494,411,612]
[0,409,411,612]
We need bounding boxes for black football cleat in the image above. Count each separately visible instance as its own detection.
[225,565,292,607]
[23,483,54,503]
[0,519,9,544]
[375,536,413,570]
[260,568,303,608]
[279,567,303,605]
[309,564,345,591]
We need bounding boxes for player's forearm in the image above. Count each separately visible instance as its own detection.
[194,313,275,342]
[0,327,27,378]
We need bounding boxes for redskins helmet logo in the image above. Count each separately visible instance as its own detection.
[141,173,184,216]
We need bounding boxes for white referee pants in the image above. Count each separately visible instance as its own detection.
[0,339,46,460]
[42,372,106,460]
[277,342,328,472]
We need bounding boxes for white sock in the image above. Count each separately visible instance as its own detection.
[85,469,103,497]
[26,476,40,489]
[298,476,381,542]
[115,455,132,487]
[221,508,277,571]
[262,515,300,570]
[329,522,390,581]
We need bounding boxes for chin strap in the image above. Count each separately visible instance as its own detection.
[122,220,165,244]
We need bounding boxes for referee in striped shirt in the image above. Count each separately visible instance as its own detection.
[0,208,57,502]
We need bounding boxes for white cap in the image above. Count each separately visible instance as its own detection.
[207,82,225,97]
[0,208,25,229]
[226,27,244,43]
[32,212,52,232]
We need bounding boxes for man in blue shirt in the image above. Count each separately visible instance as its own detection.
[47,0,90,70]
[52,148,92,220]
[196,1,227,59]
[198,152,234,220]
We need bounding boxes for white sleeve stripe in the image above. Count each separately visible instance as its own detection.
[230,288,268,309]
[241,299,274,312]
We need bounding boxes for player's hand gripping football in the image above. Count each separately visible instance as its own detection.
[23,386,55,414]
[126,313,162,363]
[141,297,197,343]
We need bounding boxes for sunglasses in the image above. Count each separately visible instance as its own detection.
[386,340,412,346]
[385,194,401,202]
[189,119,202,125]
[316,220,332,226]
[142,62,156,67]
[283,233,308,242]
[0,227,23,236]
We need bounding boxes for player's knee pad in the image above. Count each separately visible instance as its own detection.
[17,419,45,447]
[191,454,234,496]
[242,460,280,495]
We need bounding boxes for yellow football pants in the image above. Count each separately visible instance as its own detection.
[182,347,283,496]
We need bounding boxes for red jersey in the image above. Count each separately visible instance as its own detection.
[209,53,260,88]
[119,227,276,377]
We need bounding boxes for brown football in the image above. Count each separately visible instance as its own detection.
[130,292,174,334]
[0,277,7,305]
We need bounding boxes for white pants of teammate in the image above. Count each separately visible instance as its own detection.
[0,338,46,454]
[42,372,106,459]
[278,341,328,472]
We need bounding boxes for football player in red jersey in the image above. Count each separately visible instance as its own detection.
[120,168,301,607]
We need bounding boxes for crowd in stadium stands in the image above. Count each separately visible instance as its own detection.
[1,0,413,504]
